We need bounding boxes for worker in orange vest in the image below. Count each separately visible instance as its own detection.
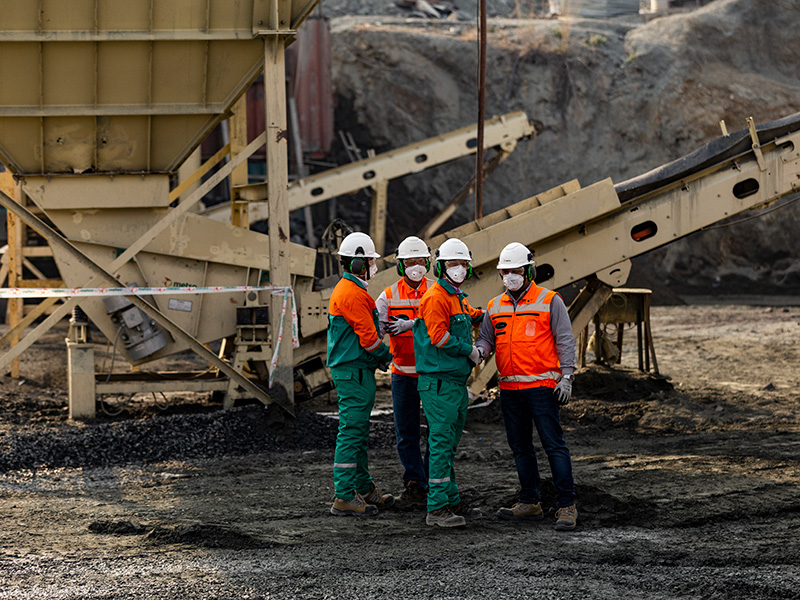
[474,242,578,531]
[376,236,433,507]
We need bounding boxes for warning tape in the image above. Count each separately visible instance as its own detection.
[0,283,302,390]
[0,285,287,298]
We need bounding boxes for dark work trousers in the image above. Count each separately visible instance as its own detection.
[500,386,576,508]
[391,373,429,488]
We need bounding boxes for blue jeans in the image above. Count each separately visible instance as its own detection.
[392,373,429,488]
[500,386,576,508]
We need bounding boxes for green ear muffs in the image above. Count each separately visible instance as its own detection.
[350,256,365,274]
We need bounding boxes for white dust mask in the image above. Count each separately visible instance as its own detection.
[368,262,378,279]
[406,265,426,282]
[446,265,468,284]
[503,273,525,291]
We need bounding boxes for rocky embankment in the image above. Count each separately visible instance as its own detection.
[327,0,800,295]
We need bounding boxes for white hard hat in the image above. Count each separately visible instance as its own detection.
[496,242,534,269]
[396,236,431,260]
[436,238,472,262]
[337,232,381,258]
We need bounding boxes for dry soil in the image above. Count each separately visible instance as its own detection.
[1,299,799,598]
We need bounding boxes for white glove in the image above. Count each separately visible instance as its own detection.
[467,345,484,367]
[387,317,414,336]
[553,374,573,406]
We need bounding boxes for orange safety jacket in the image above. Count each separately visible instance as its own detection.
[486,284,562,390]
[327,273,391,370]
[382,277,432,376]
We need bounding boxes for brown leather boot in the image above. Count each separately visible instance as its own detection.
[426,507,466,528]
[555,504,578,531]
[330,493,378,517]
[450,499,482,519]
[496,502,544,521]
[362,482,395,509]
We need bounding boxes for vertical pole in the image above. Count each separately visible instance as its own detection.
[230,94,250,228]
[475,0,487,220]
[264,35,294,404]
[67,341,96,419]
[369,179,388,255]
[6,182,23,377]
[288,97,316,247]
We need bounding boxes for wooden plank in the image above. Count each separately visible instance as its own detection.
[16,279,63,288]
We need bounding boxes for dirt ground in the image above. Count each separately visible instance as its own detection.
[1,299,799,599]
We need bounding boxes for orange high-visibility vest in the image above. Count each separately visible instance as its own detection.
[487,284,562,390]
[383,277,431,376]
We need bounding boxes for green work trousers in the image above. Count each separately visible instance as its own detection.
[331,366,376,500]
[418,375,468,512]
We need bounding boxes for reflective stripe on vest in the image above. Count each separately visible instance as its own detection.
[487,288,551,316]
[392,361,417,375]
[385,278,430,376]
[488,286,560,389]
[498,371,562,383]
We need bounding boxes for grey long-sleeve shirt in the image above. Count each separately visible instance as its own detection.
[475,283,576,377]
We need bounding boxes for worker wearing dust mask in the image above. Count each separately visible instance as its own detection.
[412,238,484,528]
[474,241,578,531]
[327,232,394,517]
[376,236,434,508]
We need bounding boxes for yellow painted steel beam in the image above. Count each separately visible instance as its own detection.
[203,111,536,222]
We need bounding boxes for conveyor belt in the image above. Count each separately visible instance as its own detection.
[615,111,800,203]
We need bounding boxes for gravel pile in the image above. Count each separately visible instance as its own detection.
[0,405,398,473]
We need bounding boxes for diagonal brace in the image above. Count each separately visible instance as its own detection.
[0,187,293,416]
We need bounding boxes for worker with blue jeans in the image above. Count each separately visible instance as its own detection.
[475,241,578,531]
[376,236,433,505]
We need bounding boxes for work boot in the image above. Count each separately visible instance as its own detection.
[330,493,378,517]
[399,481,428,508]
[450,499,482,519]
[426,507,466,528]
[362,482,395,509]
[555,504,578,531]
[496,502,544,521]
